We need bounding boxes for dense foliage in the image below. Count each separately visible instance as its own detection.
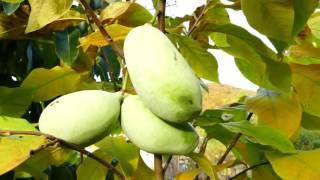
[1,0,320,179]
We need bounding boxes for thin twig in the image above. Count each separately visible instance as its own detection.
[100,50,119,91]
[78,0,125,59]
[229,161,269,180]
[199,137,209,154]
[154,154,164,180]
[162,155,173,174]
[158,0,166,32]
[0,130,126,180]
[217,112,253,165]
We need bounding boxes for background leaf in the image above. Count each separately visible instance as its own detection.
[246,89,302,137]
[26,0,73,33]
[0,116,46,175]
[21,65,81,102]
[169,34,219,82]
[266,149,320,180]
[221,121,296,153]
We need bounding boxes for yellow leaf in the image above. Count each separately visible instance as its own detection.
[266,149,320,180]
[176,169,202,180]
[101,2,131,21]
[0,116,46,175]
[25,0,72,33]
[246,89,302,138]
[21,65,81,102]
[0,11,27,39]
[291,64,320,117]
[189,153,216,179]
[79,24,131,47]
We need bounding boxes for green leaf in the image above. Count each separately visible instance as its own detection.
[79,24,131,47]
[308,12,320,40]
[0,87,33,117]
[287,43,320,65]
[291,64,320,117]
[221,121,296,153]
[301,112,320,130]
[2,2,20,16]
[176,169,202,180]
[25,0,73,33]
[131,156,155,180]
[17,147,75,180]
[0,116,46,175]
[54,28,80,65]
[246,89,302,137]
[266,149,320,180]
[21,65,81,102]
[209,24,291,93]
[169,34,219,82]
[76,150,113,180]
[292,0,318,36]
[188,153,216,179]
[1,0,23,3]
[96,136,140,177]
[100,2,152,27]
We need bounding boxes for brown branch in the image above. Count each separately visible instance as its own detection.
[229,161,269,180]
[0,130,126,180]
[217,112,253,165]
[162,155,173,174]
[154,154,164,180]
[100,50,119,91]
[78,0,125,59]
[157,0,166,32]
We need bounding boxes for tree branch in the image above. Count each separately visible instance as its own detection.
[162,155,173,174]
[158,0,166,32]
[78,0,124,59]
[229,161,269,180]
[154,154,164,180]
[0,130,126,180]
[217,112,253,165]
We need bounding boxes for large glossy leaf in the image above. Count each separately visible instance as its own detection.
[79,24,131,47]
[291,64,320,117]
[210,24,291,92]
[0,87,33,117]
[292,0,318,36]
[21,65,81,102]
[100,2,152,27]
[221,121,296,153]
[76,150,113,180]
[55,28,80,65]
[96,136,140,177]
[0,116,46,175]
[25,0,73,33]
[246,89,302,137]
[169,34,219,82]
[266,149,320,179]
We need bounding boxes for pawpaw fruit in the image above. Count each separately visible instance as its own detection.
[123,24,202,123]
[39,90,121,146]
[121,95,199,154]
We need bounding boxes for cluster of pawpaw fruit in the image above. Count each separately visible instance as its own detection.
[39,24,202,155]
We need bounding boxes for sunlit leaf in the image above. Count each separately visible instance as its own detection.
[288,43,320,65]
[21,65,81,102]
[291,64,320,117]
[308,12,320,40]
[169,34,219,82]
[176,169,202,180]
[210,24,291,93]
[100,2,152,27]
[79,24,131,47]
[76,150,113,180]
[221,121,296,153]
[188,153,217,179]
[246,89,302,138]
[25,0,73,33]
[0,116,46,175]
[0,87,33,117]
[54,28,80,65]
[96,136,140,177]
[266,149,320,180]
[131,156,155,180]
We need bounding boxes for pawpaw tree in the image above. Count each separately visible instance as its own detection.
[1,0,320,179]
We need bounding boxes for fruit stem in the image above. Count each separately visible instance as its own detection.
[154,154,164,180]
[157,0,166,32]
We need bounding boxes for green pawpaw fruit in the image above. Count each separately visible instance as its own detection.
[124,24,202,123]
[121,95,199,154]
[39,90,121,146]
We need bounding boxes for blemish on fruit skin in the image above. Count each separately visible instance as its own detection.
[50,100,59,106]
[174,52,178,61]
